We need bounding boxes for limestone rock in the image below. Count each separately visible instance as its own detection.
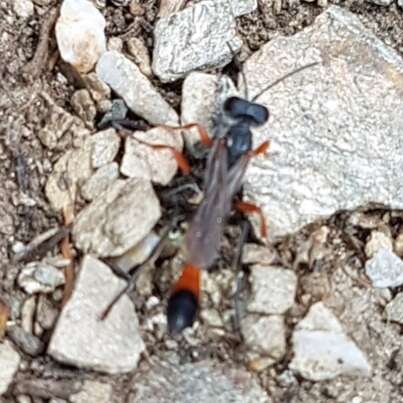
[152,0,242,82]
[73,179,161,257]
[48,255,145,374]
[290,303,371,381]
[96,51,178,125]
[243,6,403,239]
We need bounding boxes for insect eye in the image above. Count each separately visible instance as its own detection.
[223,97,244,114]
[248,103,269,125]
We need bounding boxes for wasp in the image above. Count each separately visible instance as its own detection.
[98,55,318,334]
[166,59,319,334]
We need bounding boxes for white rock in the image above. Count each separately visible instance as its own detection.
[70,380,112,403]
[48,255,145,374]
[181,72,219,150]
[96,51,179,125]
[13,0,34,18]
[73,179,161,257]
[399,0,403,8]
[152,0,242,82]
[81,162,120,201]
[18,262,65,294]
[290,302,371,381]
[110,231,160,272]
[90,128,121,168]
[385,292,403,324]
[130,360,270,403]
[365,230,393,258]
[120,127,183,185]
[45,137,93,211]
[248,265,297,315]
[243,6,403,239]
[365,248,403,288]
[242,315,286,367]
[0,341,21,395]
[365,0,393,5]
[56,0,106,73]
[230,0,258,16]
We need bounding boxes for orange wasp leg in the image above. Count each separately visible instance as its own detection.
[235,201,268,239]
[132,123,213,175]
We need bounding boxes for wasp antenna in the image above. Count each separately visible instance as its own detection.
[251,61,320,102]
[226,42,249,100]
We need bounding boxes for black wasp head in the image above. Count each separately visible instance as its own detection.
[167,290,198,335]
[223,96,269,127]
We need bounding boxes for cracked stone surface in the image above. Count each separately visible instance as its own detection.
[365,248,403,288]
[247,265,297,315]
[152,0,242,82]
[96,51,178,125]
[290,302,371,381]
[130,358,270,403]
[73,178,161,257]
[242,6,403,239]
[81,162,119,201]
[90,128,121,168]
[241,314,286,371]
[48,255,145,374]
[120,127,183,185]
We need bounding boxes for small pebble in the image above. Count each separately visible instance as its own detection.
[365,248,403,288]
[18,262,65,294]
[56,0,106,73]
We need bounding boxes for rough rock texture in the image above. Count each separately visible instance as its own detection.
[152,0,242,82]
[365,248,403,288]
[90,128,120,168]
[48,255,145,374]
[120,128,183,185]
[243,6,403,239]
[70,380,112,403]
[290,303,371,381]
[181,72,219,150]
[18,262,65,294]
[130,358,270,403]
[56,0,106,73]
[242,314,286,370]
[45,137,93,211]
[364,230,393,258]
[247,265,297,314]
[73,179,161,257]
[81,162,119,201]
[231,0,258,16]
[365,0,393,5]
[96,51,179,125]
[0,341,21,395]
[385,292,403,324]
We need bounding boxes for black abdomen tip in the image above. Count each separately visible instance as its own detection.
[167,290,198,335]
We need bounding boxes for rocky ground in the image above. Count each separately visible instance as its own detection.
[1,0,403,402]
